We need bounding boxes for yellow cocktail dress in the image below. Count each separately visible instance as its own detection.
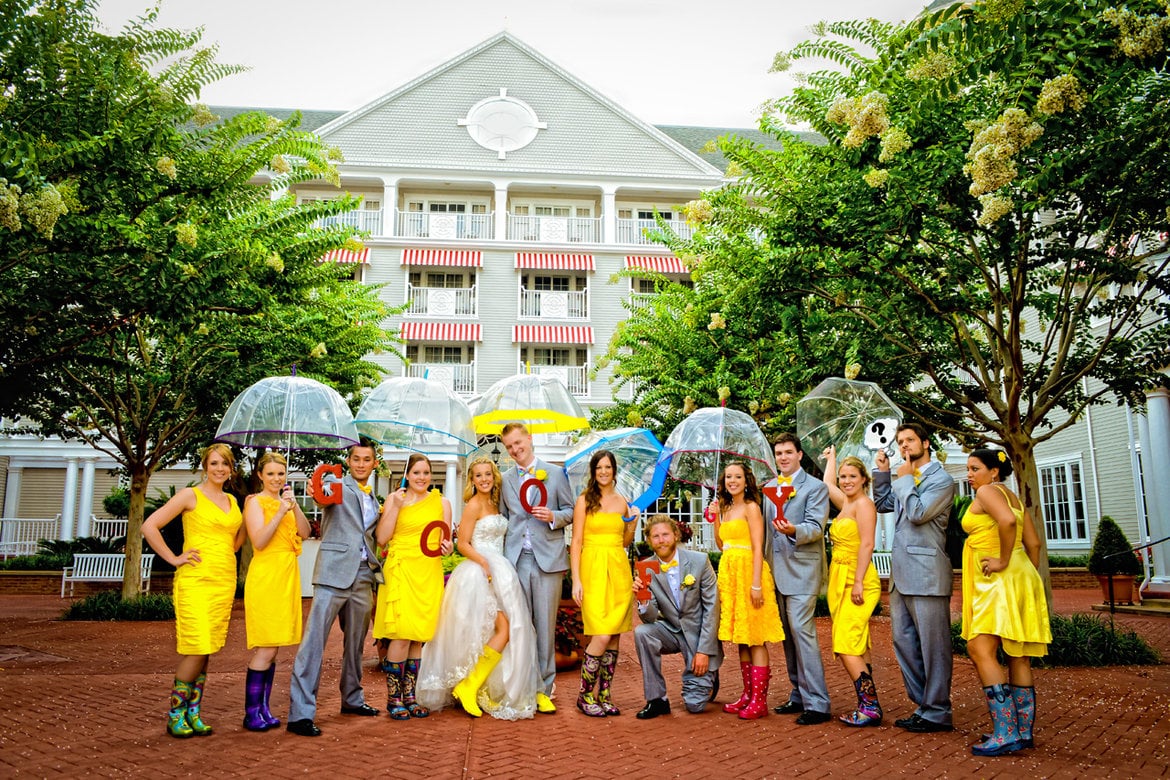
[716,517,784,645]
[827,517,881,656]
[174,487,242,655]
[244,494,303,649]
[961,489,1051,657]
[374,489,445,642]
[580,511,633,635]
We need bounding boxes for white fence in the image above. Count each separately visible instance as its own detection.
[405,284,478,317]
[519,288,588,319]
[0,515,61,558]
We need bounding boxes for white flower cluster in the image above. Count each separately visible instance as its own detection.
[826,92,890,148]
[19,184,68,239]
[1103,7,1170,59]
[964,108,1043,198]
[1035,74,1088,115]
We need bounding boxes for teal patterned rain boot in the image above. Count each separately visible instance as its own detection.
[167,678,195,738]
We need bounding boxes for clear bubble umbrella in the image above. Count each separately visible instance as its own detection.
[564,427,666,513]
[472,373,589,435]
[354,376,477,457]
[660,406,776,490]
[215,374,360,451]
[795,377,902,470]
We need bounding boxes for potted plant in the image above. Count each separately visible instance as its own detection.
[1088,516,1142,605]
[555,569,584,670]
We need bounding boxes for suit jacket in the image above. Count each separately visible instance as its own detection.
[501,457,574,573]
[639,548,723,663]
[763,470,829,596]
[872,460,955,597]
[312,474,384,589]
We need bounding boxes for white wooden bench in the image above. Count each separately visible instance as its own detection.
[871,551,892,578]
[61,553,155,598]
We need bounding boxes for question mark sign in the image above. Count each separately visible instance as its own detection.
[871,421,887,444]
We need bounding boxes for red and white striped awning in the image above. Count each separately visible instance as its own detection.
[514,252,595,271]
[401,248,483,267]
[321,247,370,264]
[399,322,482,342]
[625,255,688,274]
[512,325,594,344]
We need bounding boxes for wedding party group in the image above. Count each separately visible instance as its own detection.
[142,420,1051,758]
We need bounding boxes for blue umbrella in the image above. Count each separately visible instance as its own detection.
[564,427,666,513]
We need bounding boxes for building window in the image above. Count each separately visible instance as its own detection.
[533,275,570,292]
[1039,459,1088,543]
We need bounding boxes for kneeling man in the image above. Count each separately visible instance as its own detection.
[633,515,722,718]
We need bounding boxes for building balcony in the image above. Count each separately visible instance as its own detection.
[509,215,600,243]
[519,288,588,320]
[313,209,384,234]
[406,362,477,394]
[397,212,494,240]
[520,363,589,396]
[405,284,478,318]
[616,217,694,245]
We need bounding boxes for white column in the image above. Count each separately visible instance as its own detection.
[445,460,460,523]
[494,184,508,240]
[1143,389,1170,586]
[381,179,398,237]
[3,465,22,516]
[61,458,79,540]
[602,186,617,244]
[76,458,97,537]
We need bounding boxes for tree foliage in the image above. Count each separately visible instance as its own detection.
[0,1,397,596]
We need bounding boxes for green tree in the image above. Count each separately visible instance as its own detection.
[2,1,396,596]
[644,0,1170,590]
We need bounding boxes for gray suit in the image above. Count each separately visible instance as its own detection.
[873,460,955,726]
[634,548,723,712]
[764,470,831,713]
[501,458,574,695]
[289,474,383,722]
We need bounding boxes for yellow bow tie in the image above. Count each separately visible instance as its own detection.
[660,560,678,572]
[778,475,793,486]
[358,483,373,494]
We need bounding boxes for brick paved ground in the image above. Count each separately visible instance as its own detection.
[0,590,1167,779]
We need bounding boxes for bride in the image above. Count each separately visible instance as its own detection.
[416,456,541,719]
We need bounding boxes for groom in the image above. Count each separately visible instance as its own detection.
[500,422,573,713]
[633,515,722,718]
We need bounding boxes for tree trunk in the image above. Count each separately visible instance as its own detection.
[121,464,150,600]
[1005,435,1054,613]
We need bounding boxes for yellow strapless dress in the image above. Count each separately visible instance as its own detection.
[374,489,445,642]
[716,518,784,645]
[961,500,1051,657]
[827,517,881,656]
[244,494,303,649]
[174,487,242,655]
[580,511,633,635]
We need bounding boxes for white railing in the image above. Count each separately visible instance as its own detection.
[519,288,588,319]
[405,284,478,317]
[91,517,129,539]
[407,362,477,394]
[508,215,600,243]
[628,292,655,310]
[313,209,383,234]
[0,515,62,558]
[616,217,695,245]
[519,363,589,396]
[397,212,494,240]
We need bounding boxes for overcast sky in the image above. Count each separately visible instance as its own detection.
[95,0,927,128]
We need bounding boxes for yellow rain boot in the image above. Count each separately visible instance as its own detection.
[452,646,502,718]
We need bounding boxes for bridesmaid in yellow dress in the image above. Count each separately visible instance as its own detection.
[713,461,784,720]
[962,448,1051,757]
[142,443,245,738]
[820,446,883,726]
[241,451,310,731]
[570,449,637,717]
[375,453,452,720]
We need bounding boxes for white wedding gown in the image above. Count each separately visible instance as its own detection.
[416,513,541,720]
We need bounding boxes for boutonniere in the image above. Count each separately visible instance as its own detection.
[681,574,696,589]
[535,468,548,481]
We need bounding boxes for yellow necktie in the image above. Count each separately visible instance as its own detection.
[660,559,678,572]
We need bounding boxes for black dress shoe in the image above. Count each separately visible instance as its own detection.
[340,703,379,716]
[286,719,322,737]
[795,710,832,725]
[904,715,953,733]
[708,670,720,703]
[894,714,919,729]
[635,698,671,720]
[773,700,804,715]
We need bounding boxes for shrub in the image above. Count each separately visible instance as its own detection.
[37,536,125,556]
[61,590,175,621]
[1088,517,1142,576]
[950,614,1159,667]
[1048,554,1089,568]
[102,486,130,518]
[0,552,72,571]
